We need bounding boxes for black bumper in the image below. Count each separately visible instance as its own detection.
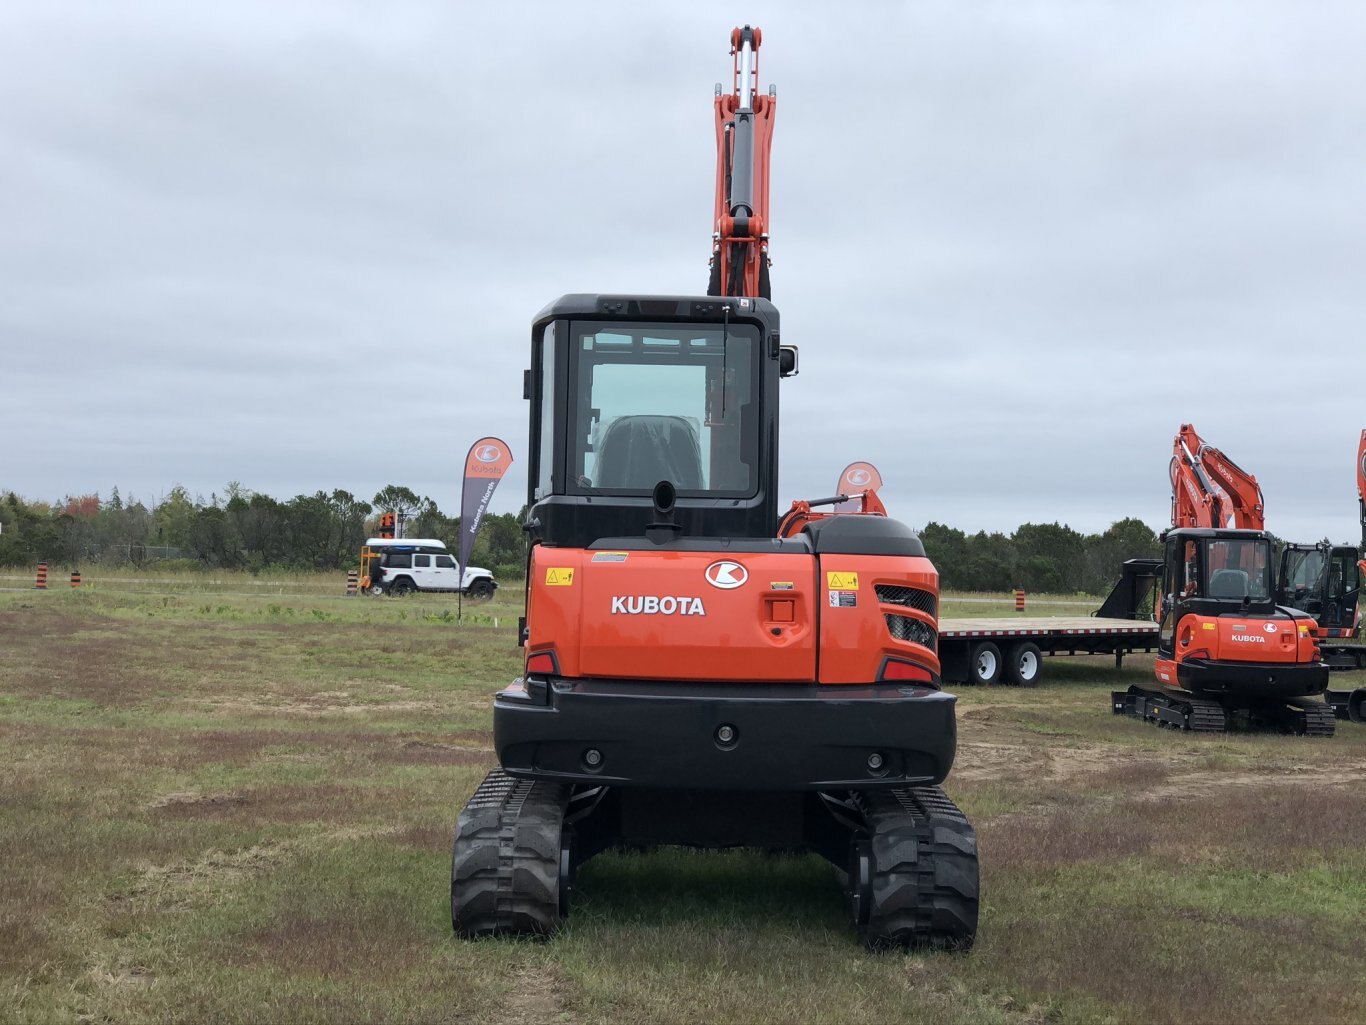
[1178,658,1329,698]
[494,677,957,791]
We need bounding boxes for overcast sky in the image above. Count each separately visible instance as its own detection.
[2,1,1364,544]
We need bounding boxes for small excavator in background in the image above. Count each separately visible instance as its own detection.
[448,26,978,949]
[1112,423,1334,734]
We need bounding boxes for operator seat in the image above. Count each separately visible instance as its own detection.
[594,415,704,490]
[1207,568,1249,599]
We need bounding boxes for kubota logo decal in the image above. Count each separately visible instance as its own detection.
[846,468,872,486]
[474,444,502,463]
[1231,634,1265,643]
[705,561,748,589]
[611,596,706,616]
[1263,623,1277,633]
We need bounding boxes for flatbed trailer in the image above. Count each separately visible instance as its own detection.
[937,617,1160,686]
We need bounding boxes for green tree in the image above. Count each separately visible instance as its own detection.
[919,522,968,590]
[154,486,198,549]
[188,506,244,567]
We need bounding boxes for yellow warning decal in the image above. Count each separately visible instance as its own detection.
[826,571,859,590]
[1202,622,1215,631]
[545,568,575,586]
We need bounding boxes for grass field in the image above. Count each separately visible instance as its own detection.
[2,580,1364,1024]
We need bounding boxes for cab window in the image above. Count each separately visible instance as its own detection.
[568,320,759,497]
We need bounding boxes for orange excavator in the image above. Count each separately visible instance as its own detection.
[448,26,978,948]
[1112,424,1333,734]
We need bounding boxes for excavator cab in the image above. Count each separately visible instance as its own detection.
[1141,526,1328,726]
[1278,543,1362,637]
[525,295,791,550]
[1158,528,1275,658]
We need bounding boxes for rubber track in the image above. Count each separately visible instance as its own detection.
[1114,687,1336,737]
[1281,698,1336,737]
[1112,687,1227,732]
[858,786,979,949]
[451,768,570,937]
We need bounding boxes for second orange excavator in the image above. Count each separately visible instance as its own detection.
[1112,424,1334,735]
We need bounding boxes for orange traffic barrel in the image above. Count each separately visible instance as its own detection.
[1014,588,1025,613]
[71,570,82,588]
[345,570,359,596]
[35,563,48,589]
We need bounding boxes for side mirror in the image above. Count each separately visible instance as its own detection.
[779,344,799,378]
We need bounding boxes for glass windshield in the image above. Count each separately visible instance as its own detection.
[1284,548,1326,590]
[568,320,759,496]
[1204,538,1272,601]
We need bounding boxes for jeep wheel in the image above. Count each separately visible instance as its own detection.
[468,579,495,601]
[390,579,415,597]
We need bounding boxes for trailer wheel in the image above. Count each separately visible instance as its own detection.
[969,642,1002,685]
[1004,642,1043,687]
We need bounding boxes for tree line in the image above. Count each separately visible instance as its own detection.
[919,518,1161,595]
[0,484,527,580]
[2,484,1163,594]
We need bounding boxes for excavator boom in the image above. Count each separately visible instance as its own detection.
[1169,423,1265,530]
[708,25,776,299]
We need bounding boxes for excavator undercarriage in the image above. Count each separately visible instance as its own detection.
[451,769,979,948]
[1111,688,1336,736]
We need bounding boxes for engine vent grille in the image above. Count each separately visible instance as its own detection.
[875,585,937,618]
[884,614,937,651]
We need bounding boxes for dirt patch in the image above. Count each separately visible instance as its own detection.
[1140,761,1366,801]
[149,783,360,823]
[498,963,577,1025]
[113,841,296,911]
[202,697,441,718]
[368,740,492,766]
[146,791,248,811]
[87,962,156,989]
[955,738,1174,791]
[234,909,429,979]
[392,823,451,851]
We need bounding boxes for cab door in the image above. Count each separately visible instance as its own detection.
[1324,547,1362,632]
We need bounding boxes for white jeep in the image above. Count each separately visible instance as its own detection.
[363,538,498,599]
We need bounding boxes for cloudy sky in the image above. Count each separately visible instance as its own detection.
[2,1,1364,543]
